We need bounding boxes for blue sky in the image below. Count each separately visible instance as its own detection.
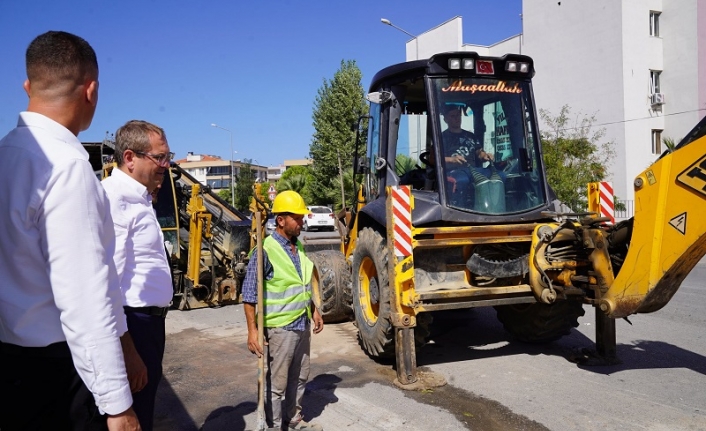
[0,0,522,166]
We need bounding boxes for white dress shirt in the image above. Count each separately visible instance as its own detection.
[102,168,172,307]
[0,112,132,414]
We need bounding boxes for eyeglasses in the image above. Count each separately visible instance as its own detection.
[134,151,174,167]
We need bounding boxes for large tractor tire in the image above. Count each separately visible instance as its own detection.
[352,228,395,358]
[309,250,353,323]
[494,300,585,343]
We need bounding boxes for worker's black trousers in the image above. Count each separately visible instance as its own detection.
[0,341,107,431]
[125,308,166,431]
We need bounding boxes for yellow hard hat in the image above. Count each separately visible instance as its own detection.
[272,190,310,215]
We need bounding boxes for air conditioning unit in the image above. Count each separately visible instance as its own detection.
[651,93,665,106]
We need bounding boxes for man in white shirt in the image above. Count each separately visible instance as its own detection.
[0,31,140,430]
[102,120,174,431]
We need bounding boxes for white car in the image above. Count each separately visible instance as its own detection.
[265,216,276,236]
[303,206,336,232]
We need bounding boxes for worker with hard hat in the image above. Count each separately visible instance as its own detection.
[242,190,324,431]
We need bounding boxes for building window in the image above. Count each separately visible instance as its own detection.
[650,70,661,94]
[208,166,231,175]
[651,129,662,154]
[649,11,660,37]
[207,179,232,189]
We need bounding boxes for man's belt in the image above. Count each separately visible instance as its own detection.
[124,305,169,318]
[0,341,71,358]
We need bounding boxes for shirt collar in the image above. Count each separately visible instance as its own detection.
[110,167,151,200]
[18,112,88,160]
[272,232,298,249]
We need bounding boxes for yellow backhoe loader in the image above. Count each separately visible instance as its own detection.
[307,52,706,386]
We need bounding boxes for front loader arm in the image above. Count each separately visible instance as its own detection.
[249,183,270,251]
[601,120,706,318]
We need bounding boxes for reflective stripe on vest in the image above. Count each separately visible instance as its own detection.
[262,236,314,328]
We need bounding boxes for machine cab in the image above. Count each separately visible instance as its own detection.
[362,52,552,223]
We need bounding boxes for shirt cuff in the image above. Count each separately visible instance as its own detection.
[95,384,133,416]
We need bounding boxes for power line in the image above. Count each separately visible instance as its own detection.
[548,107,706,132]
[594,107,706,128]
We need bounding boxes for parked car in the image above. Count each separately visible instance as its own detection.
[303,206,336,232]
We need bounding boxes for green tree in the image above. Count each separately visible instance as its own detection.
[233,159,256,211]
[395,154,419,176]
[217,188,232,204]
[540,105,615,212]
[279,165,312,183]
[275,165,314,204]
[323,167,356,211]
[309,59,368,206]
[614,196,626,212]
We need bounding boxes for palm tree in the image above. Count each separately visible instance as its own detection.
[277,174,308,193]
[663,136,677,153]
[324,168,357,212]
[395,154,419,176]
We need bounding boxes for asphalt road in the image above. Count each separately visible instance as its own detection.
[155,257,706,431]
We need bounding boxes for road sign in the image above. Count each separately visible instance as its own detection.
[268,184,277,201]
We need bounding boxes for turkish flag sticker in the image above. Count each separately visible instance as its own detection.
[477,60,495,75]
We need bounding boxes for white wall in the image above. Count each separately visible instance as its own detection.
[662,0,702,140]
[520,0,705,201]
[620,0,663,190]
[184,168,207,184]
[479,35,522,57]
[522,0,631,198]
[413,16,463,60]
[463,43,490,56]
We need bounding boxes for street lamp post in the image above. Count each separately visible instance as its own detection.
[211,123,235,207]
[381,18,422,157]
[250,159,262,183]
[381,18,419,60]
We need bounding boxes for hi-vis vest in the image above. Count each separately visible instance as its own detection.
[262,236,314,328]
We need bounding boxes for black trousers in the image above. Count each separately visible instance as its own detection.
[124,308,166,431]
[0,341,107,431]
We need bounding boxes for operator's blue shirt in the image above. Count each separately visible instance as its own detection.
[242,232,308,331]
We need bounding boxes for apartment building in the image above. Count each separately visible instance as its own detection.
[175,152,268,191]
[267,159,312,182]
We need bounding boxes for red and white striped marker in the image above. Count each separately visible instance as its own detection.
[599,181,614,224]
[391,186,413,258]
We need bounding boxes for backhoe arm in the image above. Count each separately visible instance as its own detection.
[601,119,706,318]
[185,183,212,286]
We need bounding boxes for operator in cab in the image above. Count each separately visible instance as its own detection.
[441,104,506,210]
